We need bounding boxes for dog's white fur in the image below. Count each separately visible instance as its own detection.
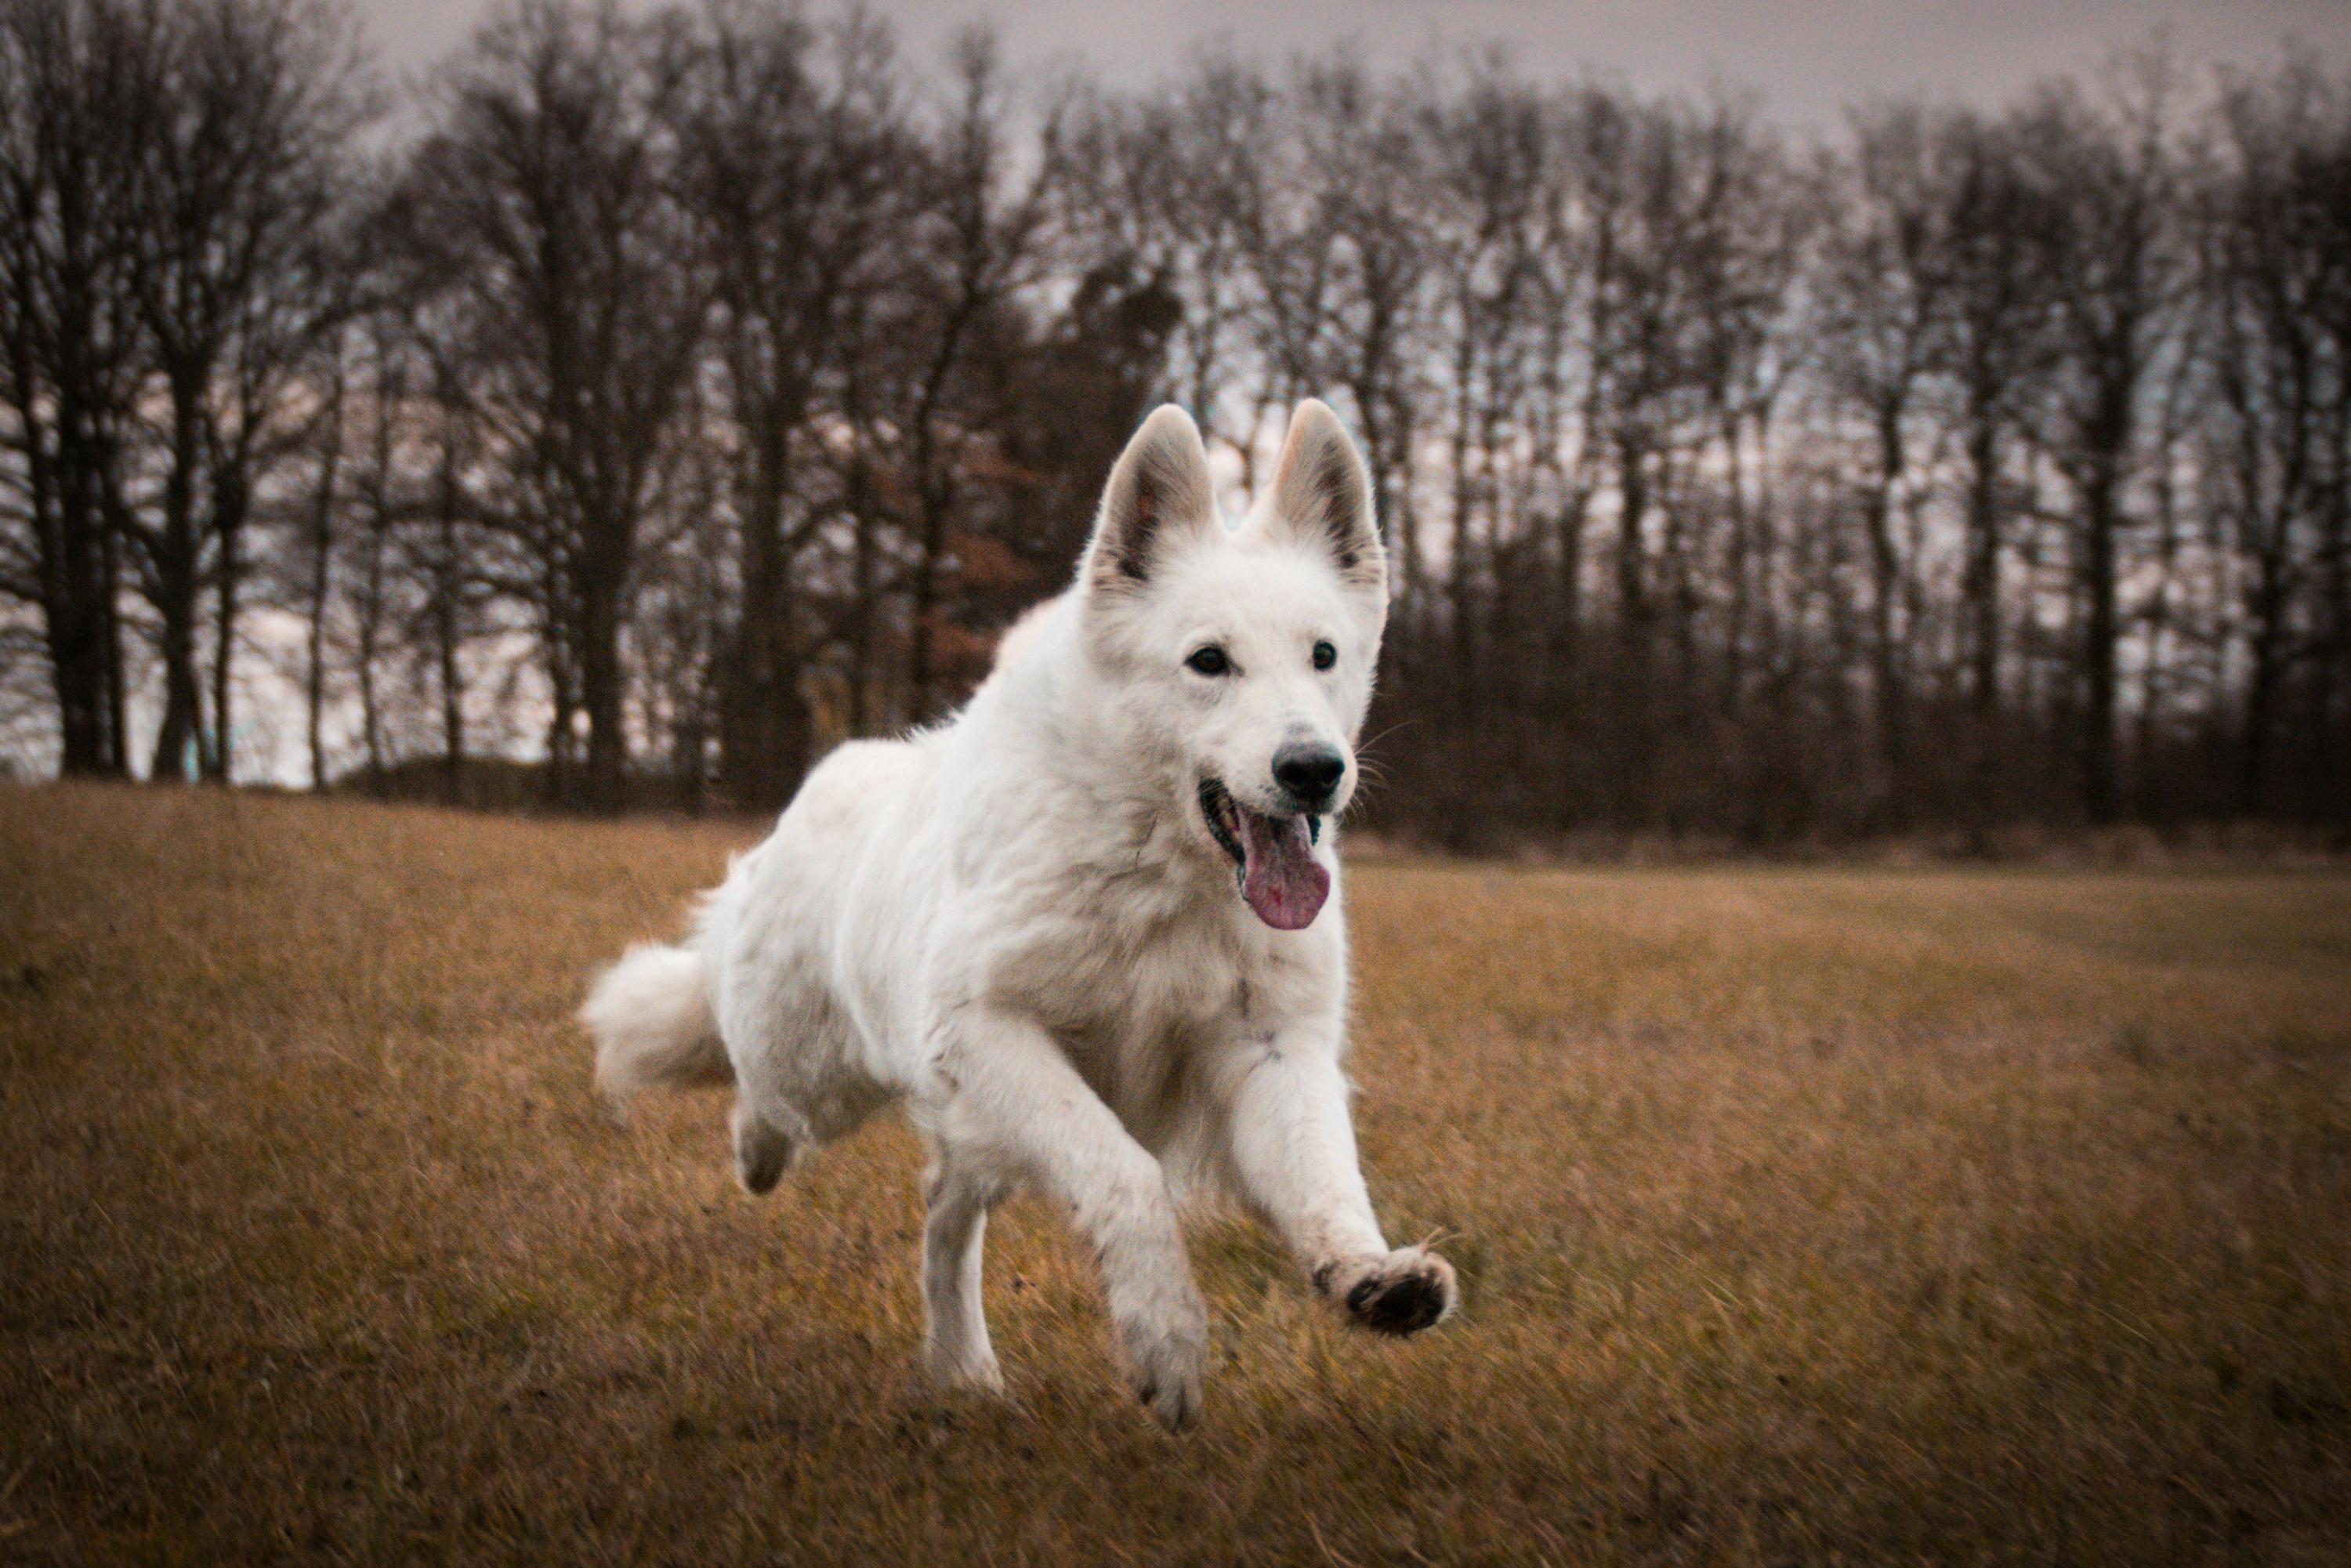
[583,401,1455,1428]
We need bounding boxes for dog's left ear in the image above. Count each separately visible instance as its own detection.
[1259,400,1385,596]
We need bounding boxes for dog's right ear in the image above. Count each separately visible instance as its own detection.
[1081,405,1219,595]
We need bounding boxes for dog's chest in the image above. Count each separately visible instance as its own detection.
[985,874,1316,1055]
[962,875,1341,1154]
[1047,912,1275,1130]
[1033,901,1252,1044]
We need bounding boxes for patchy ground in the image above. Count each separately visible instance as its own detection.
[3,784,2347,1564]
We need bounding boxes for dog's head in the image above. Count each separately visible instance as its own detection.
[1078,400,1387,931]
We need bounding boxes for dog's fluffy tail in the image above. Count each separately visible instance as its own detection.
[583,943,730,1107]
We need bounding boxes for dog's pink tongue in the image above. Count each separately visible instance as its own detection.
[1236,807,1329,930]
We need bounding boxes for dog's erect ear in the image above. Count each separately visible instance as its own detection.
[1261,400,1383,593]
[1082,405,1219,593]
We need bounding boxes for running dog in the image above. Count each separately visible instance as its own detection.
[583,400,1457,1429]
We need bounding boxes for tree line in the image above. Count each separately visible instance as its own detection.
[3,0,2346,843]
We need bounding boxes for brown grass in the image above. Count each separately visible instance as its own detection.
[4,783,2349,1565]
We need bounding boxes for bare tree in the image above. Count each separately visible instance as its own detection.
[293,327,346,788]
[110,0,368,782]
[895,29,1053,720]
[2020,59,2187,824]
[0,0,155,777]
[395,0,705,811]
[670,0,904,806]
[1817,104,1947,815]
[1936,108,2056,814]
[8,2,2346,849]
[2201,63,2351,819]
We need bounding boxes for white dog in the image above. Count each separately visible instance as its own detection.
[583,400,1457,1428]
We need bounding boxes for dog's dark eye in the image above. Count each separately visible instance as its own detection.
[1312,640,1337,672]
[1185,646,1232,677]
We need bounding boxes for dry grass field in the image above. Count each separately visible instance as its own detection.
[3,784,2349,1565]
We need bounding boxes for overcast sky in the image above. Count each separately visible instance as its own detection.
[357,0,2351,128]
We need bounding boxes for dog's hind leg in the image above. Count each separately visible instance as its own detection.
[730,1100,800,1195]
[921,1153,1005,1393]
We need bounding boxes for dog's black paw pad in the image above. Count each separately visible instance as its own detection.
[1345,1266,1450,1336]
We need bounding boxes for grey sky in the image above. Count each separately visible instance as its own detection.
[358,0,2351,127]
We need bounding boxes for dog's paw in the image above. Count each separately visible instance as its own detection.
[925,1344,1007,1397]
[1118,1310,1207,1432]
[1317,1246,1458,1337]
[730,1103,798,1196]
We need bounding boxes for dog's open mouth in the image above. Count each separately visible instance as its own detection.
[1198,778,1329,931]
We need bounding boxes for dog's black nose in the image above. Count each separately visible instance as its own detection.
[1273,743,1346,806]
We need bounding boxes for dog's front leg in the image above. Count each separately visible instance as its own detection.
[919,1007,1208,1429]
[1208,1030,1458,1336]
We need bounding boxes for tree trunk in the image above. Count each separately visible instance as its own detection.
[437,552,465,806]
[722,429,813,809]
[2238,546,2288,817]
[434,452,465,806]
[1961,412,2003,829]
[355,511,386,790]
[100,488,127,777]
[305,461,337,791]
[149,391,205,783]
[1719,406,1752,720]
[579,559,628,814]
[1864,403,1908,810]
[846,448,878,737]
[304,369,345,791]
[722,591,811,810]
[2079,458,2122,824]
[150,574,202,782]
[44,516,110,777]
[1548,487,1586,730]
[206,475,246,784]
[1447,333,1478,723]
[25,398,115,776]
[1614,434,1656,825]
